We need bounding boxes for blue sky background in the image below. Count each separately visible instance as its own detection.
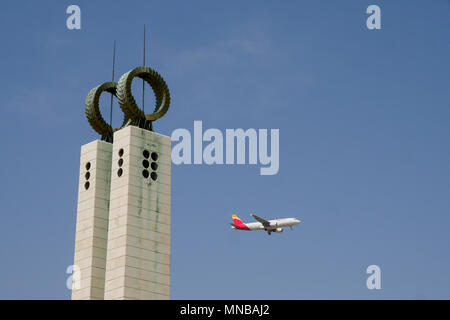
[0,0,449,299]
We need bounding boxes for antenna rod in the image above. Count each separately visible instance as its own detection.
[110,40,116,128]
[142,24,146,114]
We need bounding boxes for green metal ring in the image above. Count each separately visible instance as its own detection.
[116,66,171,122]
[85,81,129,135]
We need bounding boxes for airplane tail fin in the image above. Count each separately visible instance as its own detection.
[232,214,243,225]
[231,214,250,230]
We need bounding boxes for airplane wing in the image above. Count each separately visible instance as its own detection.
[251,214,270,227]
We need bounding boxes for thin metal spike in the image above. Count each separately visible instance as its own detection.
[110,40,116,128]
[142,24,145,114]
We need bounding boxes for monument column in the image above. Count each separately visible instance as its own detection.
[104,126,171,300]
[72,140,112,300]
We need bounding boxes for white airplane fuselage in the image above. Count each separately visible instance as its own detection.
[244,218,300,231]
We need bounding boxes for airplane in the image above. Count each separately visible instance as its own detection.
[230,214,301,235]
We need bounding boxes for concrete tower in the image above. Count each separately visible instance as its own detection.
[103,126,171,299]
[72,140,112,300]
[71,64,171,300]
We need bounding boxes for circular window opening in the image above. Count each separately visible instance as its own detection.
[85,172,90,180]
[85,162,91,170]
[143,150,150,159]
[118,148,124,157]
[142,160,149,168]
[118,158,123,167]
[150,172,158,181]
[142,169,149,178]
[84,181,90,190]
[151,152,158,161]
[117,168,123,177]
[151,162,158,171]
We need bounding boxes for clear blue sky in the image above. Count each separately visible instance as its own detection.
[0,0,449,299]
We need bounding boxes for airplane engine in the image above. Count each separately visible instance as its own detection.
[273,228,283,233]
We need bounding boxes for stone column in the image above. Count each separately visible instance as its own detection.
[72,140,112,300]
[104,126,171,300]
